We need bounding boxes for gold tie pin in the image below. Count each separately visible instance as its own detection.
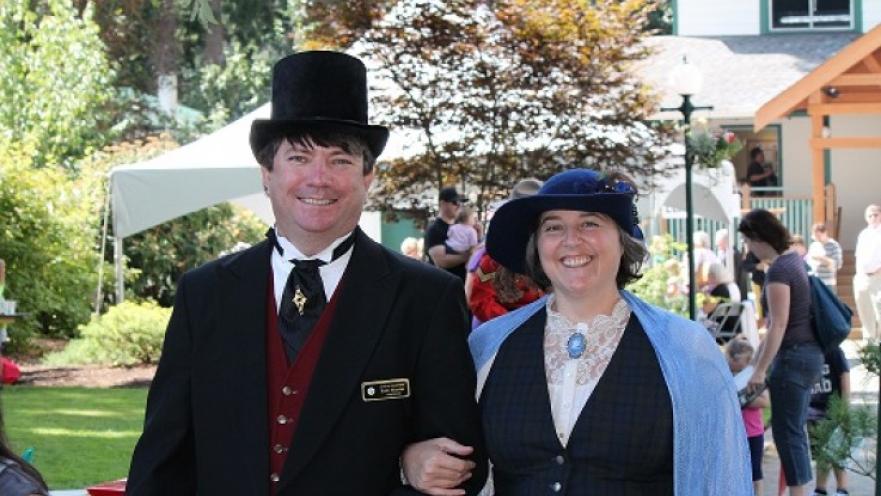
[292,288,308,315]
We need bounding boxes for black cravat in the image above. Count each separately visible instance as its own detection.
[269,229,356,363]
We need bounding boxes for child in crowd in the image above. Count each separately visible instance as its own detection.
[726,338,770,496]
[809,345,851,496]
[445,206,480,254]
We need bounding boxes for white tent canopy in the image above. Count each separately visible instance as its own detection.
[111,104,270,238]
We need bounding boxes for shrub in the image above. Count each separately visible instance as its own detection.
[44,300,170,367]
[809,395,876,479]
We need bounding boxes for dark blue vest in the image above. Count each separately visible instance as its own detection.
[480,309,674,495]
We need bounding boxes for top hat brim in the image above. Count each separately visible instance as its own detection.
[250,118,389,162]
[486,193,635,275]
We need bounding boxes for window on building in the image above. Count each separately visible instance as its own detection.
[771,0,853,30]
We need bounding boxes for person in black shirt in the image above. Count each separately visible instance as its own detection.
[808,346,851,496]
[425,186,470,280]
[746,147,778,197]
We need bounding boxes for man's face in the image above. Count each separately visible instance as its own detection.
[867,206,881,228]
[439,200,460,220]
[262,138,372,247]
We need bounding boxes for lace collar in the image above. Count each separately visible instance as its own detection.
[544,294,631,385]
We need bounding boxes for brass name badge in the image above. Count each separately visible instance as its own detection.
[361,378,411,402]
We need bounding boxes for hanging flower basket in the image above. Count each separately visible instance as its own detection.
[687,125,742,168]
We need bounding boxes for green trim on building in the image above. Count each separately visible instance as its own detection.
[760,0,862,34]
[760,0,770,34]
[672,0,678,35]
[855,0,864,32]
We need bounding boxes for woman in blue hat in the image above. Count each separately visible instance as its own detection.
[404,168,751,495]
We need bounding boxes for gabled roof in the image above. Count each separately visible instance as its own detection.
[639,33,857,120]
[755,24,881,130]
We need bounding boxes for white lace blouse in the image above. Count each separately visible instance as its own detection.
[544,295,631,447]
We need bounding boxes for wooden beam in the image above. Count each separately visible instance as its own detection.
[865,53,881,73]
[833,92,881,104]
[831,73,881,86]
[808,102,881,115]
[811,112,825,225]
[754,24,881,131]
[810,137,881,149]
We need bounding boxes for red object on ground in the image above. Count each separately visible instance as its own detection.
[1,357,20,384]
[86,478,126,496]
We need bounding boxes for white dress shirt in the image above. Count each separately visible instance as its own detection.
[855,225,881,275]
[270,228,355,313]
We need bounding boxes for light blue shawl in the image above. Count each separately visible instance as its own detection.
[469,290,753,495]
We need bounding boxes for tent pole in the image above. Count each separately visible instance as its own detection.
[95,179,112,315]
[114,236,124,303]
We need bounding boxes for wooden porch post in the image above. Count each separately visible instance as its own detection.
[808,93,826,225]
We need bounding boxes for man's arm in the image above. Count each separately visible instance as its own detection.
[405,276,487,495]
[127,276,196,495]
[428,245,470,269]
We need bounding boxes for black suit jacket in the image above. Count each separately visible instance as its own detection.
[127,230,487,495]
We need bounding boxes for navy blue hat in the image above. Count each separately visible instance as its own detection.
[250,51,389,160]
[486,168,643,274]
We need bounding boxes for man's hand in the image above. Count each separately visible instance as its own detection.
[402,438,476,496]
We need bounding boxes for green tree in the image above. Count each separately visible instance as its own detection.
[0,144,99,342]
[0,0,116,168]
[359,0,673,216]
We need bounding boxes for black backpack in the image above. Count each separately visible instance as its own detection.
[808,274,853,353]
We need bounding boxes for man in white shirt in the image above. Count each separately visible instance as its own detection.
[854,204,881,341]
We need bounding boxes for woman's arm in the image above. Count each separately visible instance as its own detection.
[747,389,770,409]
[749,282,790,389]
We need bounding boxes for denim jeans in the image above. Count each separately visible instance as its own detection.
[768,342,824,486]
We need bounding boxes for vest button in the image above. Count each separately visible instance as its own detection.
[555,455,565,465]
[282,386,297,396]
[273,443,287,454]
[551,481,562,492]
[277,414,288,425]
[270,473,280,483]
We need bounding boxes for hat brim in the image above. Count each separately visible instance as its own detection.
[486,194,635,274]
[250,118,389,162]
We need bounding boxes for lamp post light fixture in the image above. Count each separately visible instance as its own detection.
[661,56,713,321]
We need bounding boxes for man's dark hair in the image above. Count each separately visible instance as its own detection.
[255,130,376,174]
[750,147,764,160]
[738,208,791,254]
[524,223,647,290]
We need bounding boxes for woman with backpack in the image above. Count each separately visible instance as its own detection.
[739,209,824,496]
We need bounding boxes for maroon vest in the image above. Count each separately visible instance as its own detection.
[264,275,341,492]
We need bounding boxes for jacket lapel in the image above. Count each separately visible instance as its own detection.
[279,230,400,486]
[216,239,273,490]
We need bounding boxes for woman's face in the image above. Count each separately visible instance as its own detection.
[536,210,622,299]
[742,235,776,262]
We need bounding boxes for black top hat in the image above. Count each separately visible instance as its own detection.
[249,51,390,160]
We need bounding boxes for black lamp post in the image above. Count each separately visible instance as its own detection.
[661,57,713,321]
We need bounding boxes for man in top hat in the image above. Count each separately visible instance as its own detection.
[425,186,471,281]
[127,51,486,496]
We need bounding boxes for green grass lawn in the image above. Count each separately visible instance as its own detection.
[2,386,147,490]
